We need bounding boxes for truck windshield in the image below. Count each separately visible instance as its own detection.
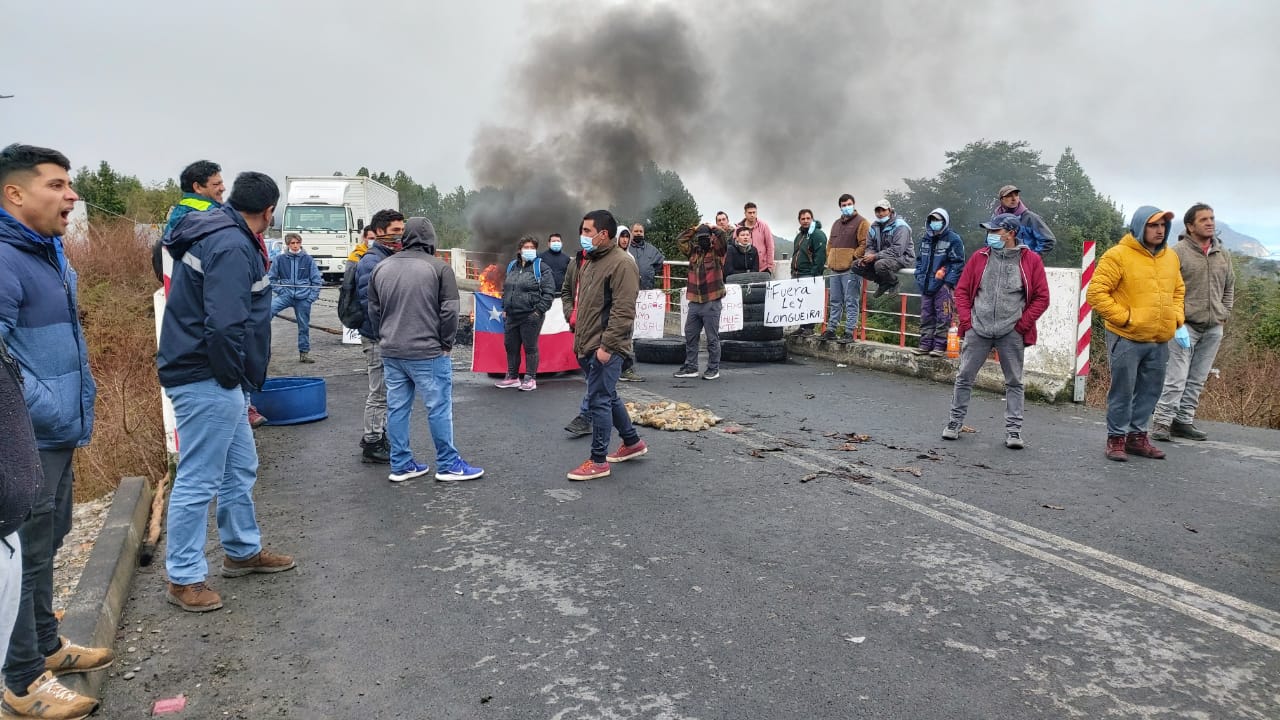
[283,206,348,233]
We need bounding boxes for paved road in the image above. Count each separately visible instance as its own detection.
[97,294,1280,718]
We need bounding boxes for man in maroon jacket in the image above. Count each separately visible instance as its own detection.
[943,214,1050,449]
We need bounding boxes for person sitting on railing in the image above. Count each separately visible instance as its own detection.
[725,226,760,280]
[913,208,966,357]
[854,199,914,298]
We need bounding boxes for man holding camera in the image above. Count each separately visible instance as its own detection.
[675,223,727,380]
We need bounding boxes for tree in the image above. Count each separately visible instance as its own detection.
[643,167,699,264]
[73,161,140,219]
[1044,148,1125,264]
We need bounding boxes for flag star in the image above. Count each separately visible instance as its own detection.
[488,306,503,322]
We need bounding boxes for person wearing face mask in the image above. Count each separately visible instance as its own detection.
[822,194,870,342]
[560,233,596,437]
[789,209,826,337]
[538,232,571,291]
[353,208,407,465]
[496,236,556,391]
[944,214,1050,450]
[627,223,666,292]
[912,209,966,356]
[993,185,1056,256]
[854,199,914,298]
[268,233,323,363]
[724,226,760,280]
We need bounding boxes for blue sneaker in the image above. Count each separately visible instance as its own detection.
[388,461,430,483]
[435,458,484,482]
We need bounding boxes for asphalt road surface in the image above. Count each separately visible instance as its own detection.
[95,298,1279,719]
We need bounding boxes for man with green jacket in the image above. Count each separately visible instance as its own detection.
[789,209,826,336]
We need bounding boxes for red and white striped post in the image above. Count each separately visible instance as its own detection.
[1075,240,1097,402]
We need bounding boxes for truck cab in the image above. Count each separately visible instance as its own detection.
[281,176,398,281]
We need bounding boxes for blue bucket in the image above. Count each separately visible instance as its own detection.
[250,377,327,426]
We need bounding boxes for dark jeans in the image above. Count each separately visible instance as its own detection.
[1105,331,1169,436]
[4,449,74,691]
[852,258,904,286]
[504,313,544,377]
[579,353,640,463]
[683,299,722,371]
[918,287,953,351]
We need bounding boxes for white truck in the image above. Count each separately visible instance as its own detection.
[281,176,399,279]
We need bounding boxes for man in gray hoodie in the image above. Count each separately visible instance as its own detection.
[854,199,914,298]
[368,218,484,484]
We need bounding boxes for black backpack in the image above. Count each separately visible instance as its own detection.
[336,263,365,330]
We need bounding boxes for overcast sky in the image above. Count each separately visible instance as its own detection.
[4,0,1277,249]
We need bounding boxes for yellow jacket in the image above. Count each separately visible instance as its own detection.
[347,242,369,263]
[1087,234,1185,343]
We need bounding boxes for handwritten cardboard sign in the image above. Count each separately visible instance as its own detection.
[680,284,743,333]
[633,290,667,339]
[764,277,825,326]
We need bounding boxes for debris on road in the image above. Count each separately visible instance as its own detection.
[1183,524,1199,533]
[1042,504,1065,511]
[749,447,785,458]
[152,696,186,714]
[961,425,977,433]
[625,401,721,432]
[891,466,923,477]
[800,467,874,485]
[846,636,866,644]
[722,426,742,434]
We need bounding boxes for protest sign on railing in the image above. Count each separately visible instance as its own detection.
[764,277,825,326]
[680,284,743,333]
[633,289,667,339]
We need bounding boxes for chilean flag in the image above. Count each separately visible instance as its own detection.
[471,293,580,374]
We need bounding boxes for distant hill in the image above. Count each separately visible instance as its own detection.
[1217,222,1270,258]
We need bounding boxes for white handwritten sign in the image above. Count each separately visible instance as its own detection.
[633,290,667,339]
[680,284,744,333]
[764,277,825,326]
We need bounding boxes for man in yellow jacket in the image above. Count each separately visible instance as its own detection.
[1087,206,1186,462]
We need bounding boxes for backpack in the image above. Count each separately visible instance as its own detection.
[336,262,365,330]
[506,257,542,281]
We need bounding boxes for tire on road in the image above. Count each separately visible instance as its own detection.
[742,302,765,322]
[720,339,788,363]
[633,337,686,364]
[721,321,784,342]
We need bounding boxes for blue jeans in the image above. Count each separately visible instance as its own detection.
[271,294,314,353]
[165,379,262,586]
[1104,331,1169,436]
[826,272,862,334]
[579,353,640,463]
[383,355,460,470]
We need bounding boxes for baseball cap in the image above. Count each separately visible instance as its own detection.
[980,214,1020,232]
[1146,210,1175,225]
[998,185,1020,198]
[873,198,892,211]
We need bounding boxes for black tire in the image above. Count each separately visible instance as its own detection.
[721,320,784,342]
[633,337,686,364]
[721,339,788,363]
[741,285,768,304]
[726,271,771,286]
[742,302,765,322]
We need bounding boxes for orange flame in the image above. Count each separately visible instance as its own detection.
[479,264,503,297]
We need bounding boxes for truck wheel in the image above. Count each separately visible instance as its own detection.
[720,339,788,363]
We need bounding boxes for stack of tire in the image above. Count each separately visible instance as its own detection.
[632,271,787,365]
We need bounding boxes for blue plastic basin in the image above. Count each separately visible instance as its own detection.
[250,377,327,426]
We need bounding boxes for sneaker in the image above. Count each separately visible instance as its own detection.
[388,460,431,483]
[606,439,648,463]
[1005,430,1024,449]
[567,459,611,481]
[248,406,268,428]
[836,336,855,345]
[44,636,114,676]
[673,367,699,378]
[564,414,592,437]
[1150,423,1172,442]
[361,436,390,464]
[929,349,947,357]
[519,377,537,391]
[942,420,962,440]
[872,279,900,298]
[436,458,485,482]
[299,351,315,364]
[788,327,807,337]
[166,581,223,612]
[1105,435,1129,462]
[1,670,98,719]
[1170,420,1207,441]
[912,346,930,355]
[820,330,836,341]
[221,549,296,578]
[1124,431,1166,459]
[702,369,720,380]
[495,376,521,389]
[620,367,646,382]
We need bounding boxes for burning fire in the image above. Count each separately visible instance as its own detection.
[479,264,504,297]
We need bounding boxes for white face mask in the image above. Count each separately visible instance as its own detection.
[287,246,301,255]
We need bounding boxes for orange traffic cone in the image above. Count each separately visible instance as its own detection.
[946,323,960,359]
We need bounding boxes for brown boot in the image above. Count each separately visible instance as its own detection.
[167,581,223,612]
[1125,431,1166,459]
[1105,435,1128,462]
[45,636,114,676]
[221,549,296,578]
[1,671,99,719]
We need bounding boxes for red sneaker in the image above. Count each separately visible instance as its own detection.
[567,460,611,481]
[606,439,648,463]
[248,406,269,428]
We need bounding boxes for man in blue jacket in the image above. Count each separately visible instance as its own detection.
[158,172,296,613]
[0,144,110,718]
[151,160,225,284]
[354,209,406,464]
[854,199,914,298]
[913,208,966,356]
[269,233,323,363]
[994,185,1056,256]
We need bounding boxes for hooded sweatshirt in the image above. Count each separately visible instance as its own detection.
[1087,206,1185,343]
[954,242,1050,346]
[867,214,914,266]
[913,208,966,295]
[791,220,827,277]
[628,234,666,290]
[826,211,870,272]
[1173,233,1234,331]
[367,218,459,360]
[993,198,1057,256]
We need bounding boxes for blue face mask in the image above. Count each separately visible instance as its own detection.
[521,248,537,262]
[928,220,944,232]
[580,234,595,252]
[840,206,854,217]
[549,240,562,252]
[877,214,892,224]
[986,233,1004,248]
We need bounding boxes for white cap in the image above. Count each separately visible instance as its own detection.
[873,198,892,211]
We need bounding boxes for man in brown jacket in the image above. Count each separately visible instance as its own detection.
[822,193,871,342]
[566,210,647,481]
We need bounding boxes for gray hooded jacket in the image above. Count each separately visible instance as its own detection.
[367,218,459,360]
